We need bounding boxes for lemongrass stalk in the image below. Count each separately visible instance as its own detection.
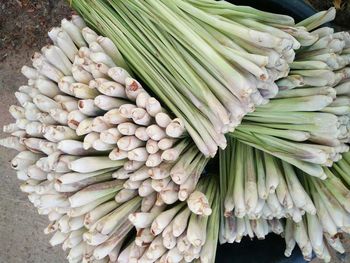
[71,82,99,99]
[115,189,138,202]
[83,132,99,150]
[135,91,151,109]
[108,67,130,85]
[151,202,185,235]
[117,136,144,151]
[104,109,128,125]
[0,136,26,151]
[61,18,86,47]
[97,81,126,98]
[160,180,180,205]
[44,125,80,142]
[69,156,124,173]
[41,45,72,75]
[78,99,103,116]
[68,193,115,217]
[82,27,98,44]
[139,178,155,197]
[109,148,128,161]
[124,77,145,101]
[69,180,123,207]
[75,118,93,136]
[92,139,115,151]
[123,179,143,190]
[166,118,186,138]
[15,91,31,106]
[95,95,128,111]
[62,100,79,112]
[244,145,258,213]
[141,193,157,213]
[84,200,119,229]
[117,122,138,136]
[131,108,152,126]
[25,122,46,137]
[145,139,159,155]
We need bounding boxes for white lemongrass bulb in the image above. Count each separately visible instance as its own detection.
[39,140,58,155]
[15,92,31,106]
[9,105,25,119]
[71,82,99,99]
[146,125,166,141]
[78,99,103,116]
[104,109,128,125]
[109,148,128,161]
[25,122,46,137]
[48,26,60,43]
[90,52,116,68]
[33,94,61,112]
[119,104,136,119]
[124,160,144,171]
[128,147,149,162]
[44,125,79,142]
[135,127,150,142]
[108,67,130,85]
[158,138,176,151]
[19,86,40,99]
[23,137,43,152]
[151,177,171,192]
[112,167,132,179]
[159,181,179,205]
[96,63,110,76]
[89,41,104,53]
[166,119,185,138]
[72,65,93,84]
[67,110,87,130]
[89,77,108,89]
[0,136,26,151]
[17,170,29,181]
[3,123,19,133]
[131,108,152,126]
[94,95,128,111]
[187,191,212,216]
[72,15,86,29]
[97,36,126,68]
[100,128,122,144]
[11,151,42,170]
[136,91,151,109]
[128,211,159,229]
[98,81,126,98]
[31,52,64,82]
[76,118,93,136]
[129,166,149,181]
[61,18,86,47]
[82,27,98,44]
[49,230,69,246]
[49,109,69,125]
[61,99,79,112]
[118,122,138,136]
[41,45,72,75]
[146,97,162,117]
[58,76,75,96]
[58,140,89,155]
[91,116,112,133]
[16,118,30,129]
[151,204,184,236]
[155,112,172,128]
[125,78,144,101]
[115,189,138,203]
[117,136,144,151]
[36,112,56,125]
[10,130,27,138]
[27,165,47,180]
[69,156,124,173]
[92,139,115,151]
[82,132,99,150]
[21,65,40,79]
[146,140,159,154]
[146,153,162,168]
[149,163,172,180]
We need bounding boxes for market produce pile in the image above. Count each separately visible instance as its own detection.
[1,0,350,262]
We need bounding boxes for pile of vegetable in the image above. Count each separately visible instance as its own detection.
[1,0,350,262]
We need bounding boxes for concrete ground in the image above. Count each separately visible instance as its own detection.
[0,1,349,263]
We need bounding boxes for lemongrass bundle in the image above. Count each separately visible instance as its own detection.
[70,0,318,157]
[220,138,316,225]
[128,175,220,263]
[231,17,350,175]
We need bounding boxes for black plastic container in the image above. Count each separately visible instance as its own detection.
[215,1,318,262]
